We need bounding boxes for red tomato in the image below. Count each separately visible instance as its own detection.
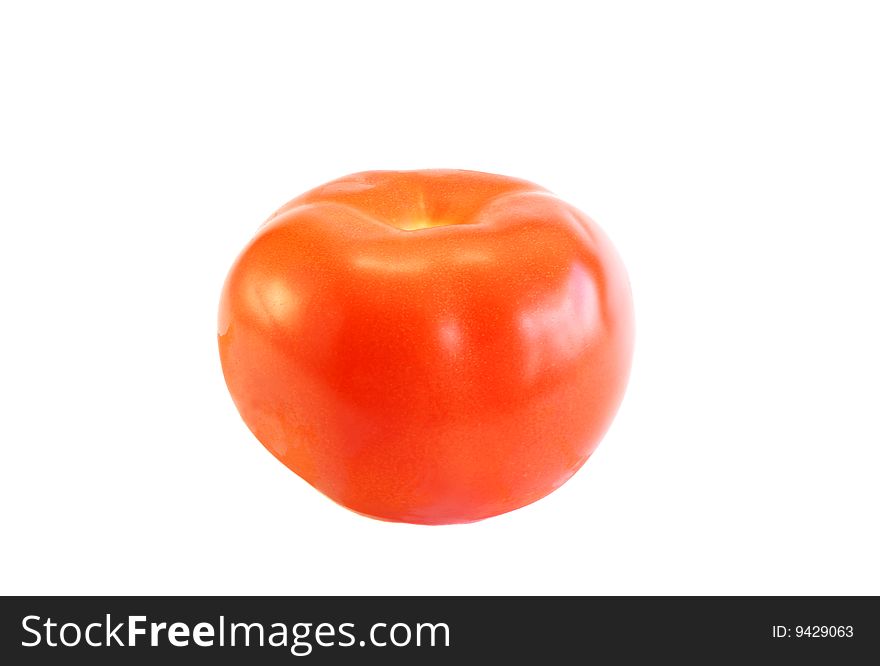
[218,170,634,524]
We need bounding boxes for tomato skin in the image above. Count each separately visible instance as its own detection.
[218,170,634,524]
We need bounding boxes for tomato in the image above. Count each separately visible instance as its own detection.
[218,170,634,524]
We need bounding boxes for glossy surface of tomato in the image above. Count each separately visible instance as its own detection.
[218,170,634,524]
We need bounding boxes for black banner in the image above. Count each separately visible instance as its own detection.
[1,596,876,663]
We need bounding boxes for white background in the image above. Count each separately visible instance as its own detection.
[1,1,878,595]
